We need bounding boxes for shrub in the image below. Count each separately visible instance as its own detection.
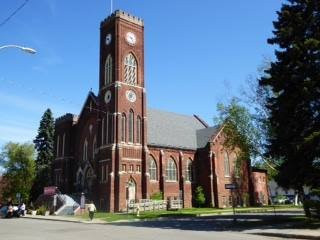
[195,186,206,207]
[37,205,47,216]
[150,192,163,200]
[303,200,320,218]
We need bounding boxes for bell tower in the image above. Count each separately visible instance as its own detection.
[98,10,147,212]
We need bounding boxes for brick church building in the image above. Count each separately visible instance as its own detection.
[53,10,268,212]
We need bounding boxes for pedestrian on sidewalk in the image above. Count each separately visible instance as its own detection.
[88,201,96,221]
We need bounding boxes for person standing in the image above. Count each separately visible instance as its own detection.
[87,201,96,221]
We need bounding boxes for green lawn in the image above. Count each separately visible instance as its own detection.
[77,205,303,223]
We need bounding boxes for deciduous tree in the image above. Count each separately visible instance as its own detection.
[0,142,36,202]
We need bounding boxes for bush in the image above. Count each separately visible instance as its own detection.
[303,200,320,218]
[150,192,163,200]
[37,205,47,216]
[195,186,206,207]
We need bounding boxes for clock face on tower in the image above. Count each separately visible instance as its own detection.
[126,32,136,46]
[104,90,112,104]
[126,90,137,102]
[105,33,112,45]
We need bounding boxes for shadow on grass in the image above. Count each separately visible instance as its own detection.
[110,212,320,233]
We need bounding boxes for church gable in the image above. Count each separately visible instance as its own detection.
[77,91,99,123]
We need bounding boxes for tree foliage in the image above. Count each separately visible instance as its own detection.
[259,0,320,191]
[195,186,206,208]
[32,109,55,200]
[0,142,36,202]
[216,98,261,165]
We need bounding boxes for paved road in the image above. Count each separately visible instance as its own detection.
[0,218,288,240]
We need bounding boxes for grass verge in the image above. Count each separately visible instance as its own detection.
[77,205,303,223]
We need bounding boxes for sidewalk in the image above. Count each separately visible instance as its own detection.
[244,228,320,240]
[23,214,106,224]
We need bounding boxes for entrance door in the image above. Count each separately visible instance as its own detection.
[128,180,136,202]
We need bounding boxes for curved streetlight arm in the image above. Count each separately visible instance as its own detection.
[0,44,37,54]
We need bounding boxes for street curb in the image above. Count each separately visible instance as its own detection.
[22,216,107,225]
[251,232,320,240]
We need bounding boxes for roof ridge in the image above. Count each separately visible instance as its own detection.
[148,107,198,119]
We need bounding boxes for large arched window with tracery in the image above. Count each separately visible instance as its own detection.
[149,156,157,181]
[128,110,134,142]
[121,113,127,142]
[166,158,177,181]
[124,53,137,85]
[105,55,112,85]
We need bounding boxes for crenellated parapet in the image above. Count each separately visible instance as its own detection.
[101,10,144,27]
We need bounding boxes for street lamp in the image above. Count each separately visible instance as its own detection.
[0,44,37,54]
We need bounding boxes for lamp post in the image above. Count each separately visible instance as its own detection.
[0,44,37,54]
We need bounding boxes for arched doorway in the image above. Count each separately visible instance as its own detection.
[127,179,136,203]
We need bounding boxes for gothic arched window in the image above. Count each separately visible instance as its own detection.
[149,156,157,181]
[56,135,60,157]
[101,118,105,145]
[136,116,141,144]
[121,113,127,142]
[166,158,177,181]
[224,151,230,177]
[124,53,137,85]
[128,110,134,143]
[62,133,66,157]
[186,159,193,182]
[83,139,88,162]
[105,55,112,85]
[92,136,96,160]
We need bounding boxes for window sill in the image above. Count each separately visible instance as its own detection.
[166,180,178,183]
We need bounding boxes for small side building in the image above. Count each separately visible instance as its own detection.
[251,168,269,205]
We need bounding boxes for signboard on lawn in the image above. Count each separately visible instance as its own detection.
[44,186,58,195]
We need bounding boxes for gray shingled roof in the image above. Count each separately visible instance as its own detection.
[147,108,219,150]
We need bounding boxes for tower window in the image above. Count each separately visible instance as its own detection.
[121,113,127,142]
[166,158,177,181]
[128,110,134,143]
[124,53,137,85]
[105,112,109,144]
[101,118,105,145]
[136,116,141,144]
[105,55,112,85]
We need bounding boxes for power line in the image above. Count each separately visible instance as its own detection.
[0,0,30,28]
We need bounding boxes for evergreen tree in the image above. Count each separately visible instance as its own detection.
[32,109,55,200]
[0,142,36,202]
[259,0,320,193]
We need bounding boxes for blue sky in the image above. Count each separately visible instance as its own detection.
[0,0,284,148]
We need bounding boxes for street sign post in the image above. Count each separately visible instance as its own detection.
[225,183,237,190]
[225,183,238,222]
[53,194,57,212]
